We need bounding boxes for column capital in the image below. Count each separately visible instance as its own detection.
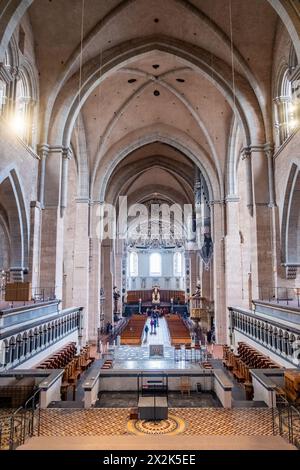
[273,95,291,105]
[0,63,13,83]
[62,147,72,160]
[264,142,274,158]
[241,147,252,160]
[30,200,41,209]
[75,197,90,204]
[225,195,240,204]
[10,66,20,80]
[209,199,224,206]
[37,143,49,157]
[242,143,275,159]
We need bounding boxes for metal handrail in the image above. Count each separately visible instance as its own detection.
[0,388,41,450]
[274,394,300,448]
[258,286,300,307]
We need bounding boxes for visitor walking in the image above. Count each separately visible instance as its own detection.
[150,317,154,334]
[144,323,149,343]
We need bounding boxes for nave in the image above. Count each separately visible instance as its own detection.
[0,0,300,452]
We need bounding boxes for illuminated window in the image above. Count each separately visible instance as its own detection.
[150,252,161,276]
[0,81,6,113]
[173,252,182,276]
[13,79,27,138]
[129,252,138,277]
[274,46,299,146]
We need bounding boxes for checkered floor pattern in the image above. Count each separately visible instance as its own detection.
[38,408,274,437]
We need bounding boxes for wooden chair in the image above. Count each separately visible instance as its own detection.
[180,376,191,396]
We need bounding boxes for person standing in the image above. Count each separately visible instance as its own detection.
[144,324,149,343]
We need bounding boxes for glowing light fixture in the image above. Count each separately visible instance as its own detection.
[10,112,26,136]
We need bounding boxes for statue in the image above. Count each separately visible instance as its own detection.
[192,282,202,298]
[113,286,120,313]
[152,285,160,305]
[200,233,213,265]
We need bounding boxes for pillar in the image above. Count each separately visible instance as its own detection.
[101,239,113,325]
[39,146,70,301]
[241,148,254,216]
[224,196,245,310]
[28,201,41,292]
[88,202,101,341]
[242,144,276,299]
[72,199,90,344]
[114,239,124,315]
[211,200,226,344]
[189,250,198,295]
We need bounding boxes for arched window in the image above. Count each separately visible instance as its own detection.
[0,50,12,116]
[11,64,37,146]
[173,252,182,276]
[282,70,296,133]
[150,252,161,276]
[281,164,300,270]
[129,251,138,277]
[14,77,27,138]
[274,46,299,146]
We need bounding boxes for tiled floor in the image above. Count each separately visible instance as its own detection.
[38,407,275,437]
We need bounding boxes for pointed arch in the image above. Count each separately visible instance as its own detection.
[0,167,29,276]
[281,163,300,266]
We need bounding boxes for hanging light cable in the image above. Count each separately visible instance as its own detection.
[78,0,85,114]
[229,0,237,117]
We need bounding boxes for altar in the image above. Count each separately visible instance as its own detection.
[138,396,168,420]
[152,285,160,305]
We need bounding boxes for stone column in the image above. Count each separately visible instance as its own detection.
[88,202,101,342]
[114,239,124,315]
[101,239,113,325]
[189,250,198,295]
[265,144,276,209]
[211,200,227,344]
[224,196,245,309]
[60,148,72,217]
[37,144,49,208]
[241,147,253,216]
[250,145,274,297]
[265,144,279,289]
[184,252,191,298]
[39,146,68,301]
[72,199,90,344]
[28,201,42,292]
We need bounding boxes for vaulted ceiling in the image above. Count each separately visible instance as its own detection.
[10,0,297,203]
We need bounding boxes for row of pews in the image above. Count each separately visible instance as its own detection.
[37,342,95,400]
[237,342,280,369]
[166,314,191,346]
[222,342,280,400]
[120,315,146,345]
[60,345,95,399]
[37,342,77,369]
